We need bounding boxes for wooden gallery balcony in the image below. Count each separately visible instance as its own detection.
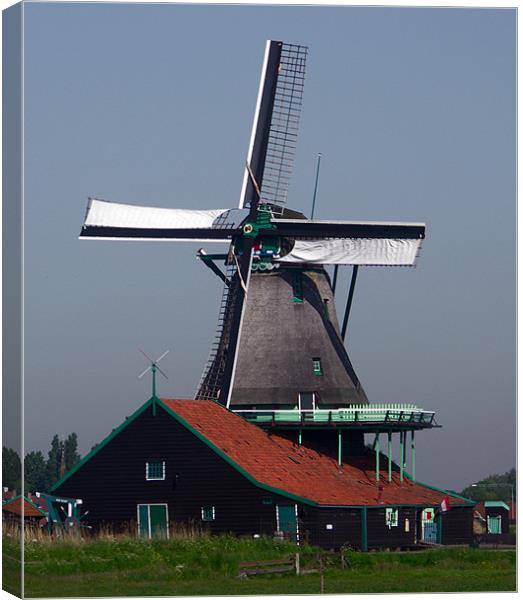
[232,404,438,432]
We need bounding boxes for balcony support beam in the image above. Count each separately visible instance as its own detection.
[400,431,405,482]
[411,429,416,481]
[375,432,380,481]
[388,431,392,482]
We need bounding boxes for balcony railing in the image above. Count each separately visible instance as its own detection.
[233,403,436,426]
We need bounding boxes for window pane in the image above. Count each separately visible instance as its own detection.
[201,506,215,521]
[147,461,165,479]
[313,358,322,376]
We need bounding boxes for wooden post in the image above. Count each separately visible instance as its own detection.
[400,432,404,482]
[295,552,300,575]
[387,431,392,482]
[375,432,380,481]
[338,429,342,466]
[341,265,359,341]
[361,506,368,551]
[411,429,416,481]
[332,265,339,294]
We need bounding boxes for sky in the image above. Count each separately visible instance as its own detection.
[16,3,515,491]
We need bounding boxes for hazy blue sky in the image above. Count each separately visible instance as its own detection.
[20,3,515,491]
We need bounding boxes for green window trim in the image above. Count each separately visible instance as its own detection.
[312,358,322,376]
[146,461,165,480]
[292,272,303,303]
[385,507,398,528]
[201,506,216,521]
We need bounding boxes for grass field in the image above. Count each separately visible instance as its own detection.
[3,534,516,597]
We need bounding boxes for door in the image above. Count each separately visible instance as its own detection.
[421,508,438,543]
[277,504,298,542]
[487,515,502,534]
[299,393,315,421]
[137,504,169,539]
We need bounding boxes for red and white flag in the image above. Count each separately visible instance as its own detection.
[440,495,450,512]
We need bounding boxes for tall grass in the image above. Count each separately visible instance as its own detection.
[18,534,304,580]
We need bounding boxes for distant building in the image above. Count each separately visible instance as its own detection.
[2,493,48,525]
[473,501,510,536]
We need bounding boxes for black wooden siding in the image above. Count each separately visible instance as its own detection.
[55,404,287,536]
[304,508,362,549]
[441,506,474,544]
[366,507,417,549]
[55,402,473,548]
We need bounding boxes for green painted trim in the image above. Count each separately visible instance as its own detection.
[485,500,510,511]
[158,401,319,507]
[402,470,475,506]
[2,495,47,517]
[361,506,368,551]
[50,398,155,492]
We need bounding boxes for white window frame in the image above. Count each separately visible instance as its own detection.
[136,503,169,539]
[145,460,166,481]
[385,507,399,528]
[201,506,216,521]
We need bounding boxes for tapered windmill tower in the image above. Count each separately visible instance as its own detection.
[80,41,435,478]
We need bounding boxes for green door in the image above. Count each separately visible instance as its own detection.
[137,504,169,539]
[138,505,150,537]
[150,505,168,538]
[487,515,502,534]
[277,505,297,542]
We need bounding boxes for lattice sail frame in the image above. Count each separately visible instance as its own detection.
[260,43,307,212]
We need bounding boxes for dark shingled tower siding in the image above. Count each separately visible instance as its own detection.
[230,268,368,407]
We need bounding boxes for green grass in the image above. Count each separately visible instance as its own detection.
[3,535,516,597]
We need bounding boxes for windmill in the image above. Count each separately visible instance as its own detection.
[80,41,429,466]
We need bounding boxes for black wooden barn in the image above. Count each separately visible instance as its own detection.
[52,397,474,549]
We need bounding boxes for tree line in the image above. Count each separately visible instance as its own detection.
[460,467,516,504]
[3,433,81,495]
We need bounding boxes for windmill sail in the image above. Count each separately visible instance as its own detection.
[79,198,242,242]
[240,41,307,213]
[276,237,423,266]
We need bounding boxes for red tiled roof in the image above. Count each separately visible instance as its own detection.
[160,399,468,508]
[2,489,16,503]
[2,496,47,518]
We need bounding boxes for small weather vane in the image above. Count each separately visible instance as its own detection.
[138,349,169,406]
